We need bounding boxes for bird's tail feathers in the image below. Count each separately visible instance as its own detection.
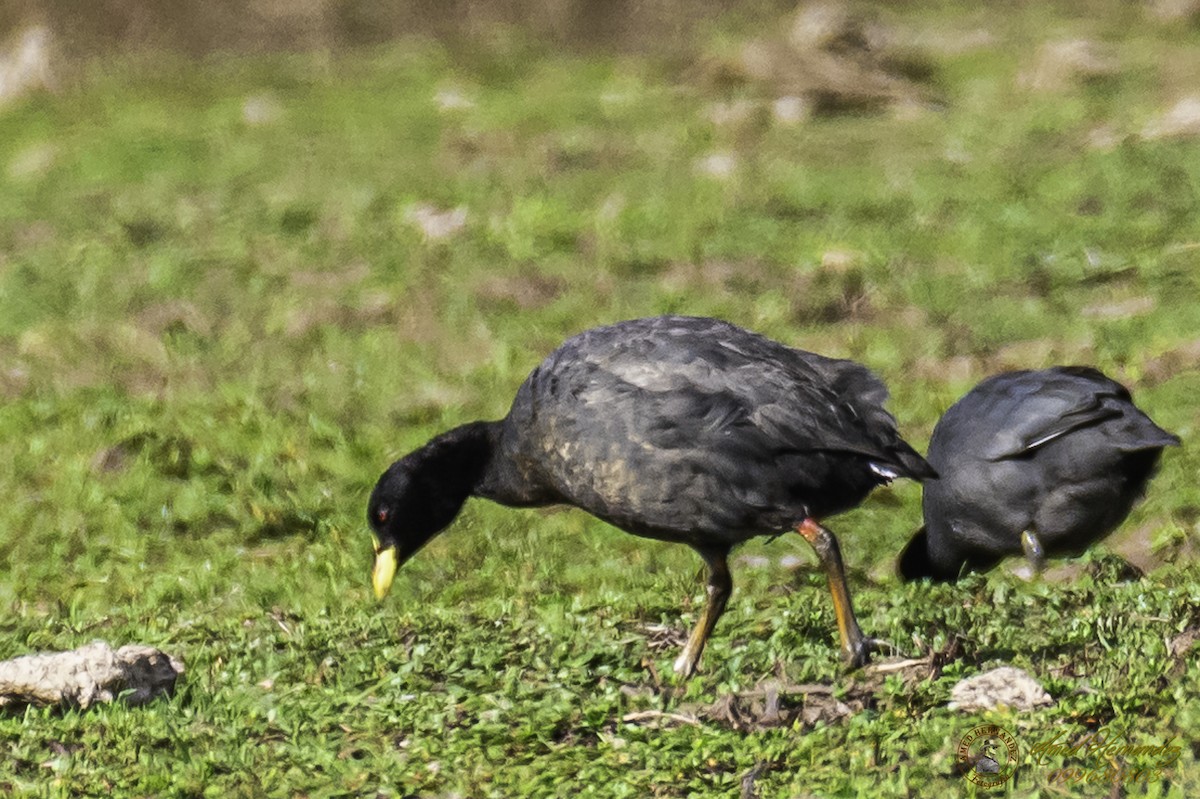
[884,441,938,481]
[1115,408,1181,452]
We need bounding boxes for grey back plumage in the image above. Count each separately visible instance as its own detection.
[900,366,1179,581]
[953,366,1178,461]
[486,316,932,546]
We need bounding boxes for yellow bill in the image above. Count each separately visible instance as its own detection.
[372,546,398,600]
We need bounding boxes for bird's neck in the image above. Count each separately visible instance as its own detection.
[417,422,501,503]
[419,420,554,509]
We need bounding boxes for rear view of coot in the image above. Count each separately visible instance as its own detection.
[900,366,1179,582]
[368,316,935,676]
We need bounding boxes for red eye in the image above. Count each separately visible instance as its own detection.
[376,508,389,524]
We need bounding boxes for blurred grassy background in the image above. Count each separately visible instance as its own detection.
[0,0,1198,796]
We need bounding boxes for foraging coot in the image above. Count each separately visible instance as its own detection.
[900,366,1180,582]
[369,316,934,675]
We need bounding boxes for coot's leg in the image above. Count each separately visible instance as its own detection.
[673,545,733,677]
[1021,530,1046,576]
[797,518,887,668]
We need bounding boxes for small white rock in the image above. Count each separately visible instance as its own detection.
[242,94,282,126]
[434,88,474,112]
[405,204,468,241]
[697,152,737,179]
[773,95,812,125]
[1142,96,1200,140]
[7,143,55,180]
[949,666,1054,712]
[0,25,54,107]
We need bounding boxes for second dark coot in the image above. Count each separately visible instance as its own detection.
[899,366,1180,582]
[368,316,935,676]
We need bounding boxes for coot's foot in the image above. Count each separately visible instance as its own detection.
[1021,530,1046,576]
[844,636,895,670]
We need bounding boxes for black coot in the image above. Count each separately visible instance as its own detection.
[368,316,934,675]
[900,366,1179,582]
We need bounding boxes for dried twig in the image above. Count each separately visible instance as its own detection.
[621,710,702,727]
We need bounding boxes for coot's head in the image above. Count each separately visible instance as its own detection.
[368,456,469,598]
[898,526,971,582]
[898,524,1003,582]
[367,460,434,597]
[898,526,939,581]
[367,424,495,599]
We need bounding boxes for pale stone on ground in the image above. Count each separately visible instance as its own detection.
[949,666,1054,712]
[0,641,184,710]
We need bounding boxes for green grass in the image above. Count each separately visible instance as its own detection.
[1,2,1199,796]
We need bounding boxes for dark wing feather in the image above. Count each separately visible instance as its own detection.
[580,318,924,468]
[494,316,935,538]
[973,367,1179,460]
